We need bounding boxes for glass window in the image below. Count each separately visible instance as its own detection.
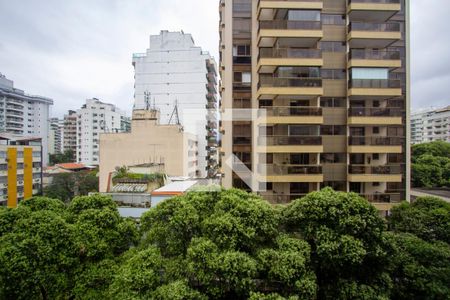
[322,14,345,25]
[288,10,321,21]
[352,68,388,80]
[319,41,346,52]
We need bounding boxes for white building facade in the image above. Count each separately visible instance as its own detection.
[48,117,63,155]
[132,31,218,178]
[0,73,53,166]
[77,98,129,165]
[411,106,450,144]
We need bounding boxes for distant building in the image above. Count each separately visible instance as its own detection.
[48,117,63,155]
[411,106,450,144]
[63,110,77,154]
[99,109,199,193]
[76,98,129,165]
[0,73,53,166]
[132,30,219,178]
[0,134,43,208]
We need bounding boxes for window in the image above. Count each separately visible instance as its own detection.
[320,97,346,107]
[373,154,380,160]
[320,153,346,163]
[321,69,346,80]
[319,41,346,52]
[321,14,345,25]
[351,68,388,80]
[320,125,346,135]
[233,45,251,56]
[288,10,321,21]
[373,127,380,134]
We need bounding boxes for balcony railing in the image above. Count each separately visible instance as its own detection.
[361,193,402,203]
[260,106,322,117]
[259,135,322,146]
[349,79,401,89]
[348,107,403,117]
[349,136,404,146]
[349,49,400,60]
[264,193,308,204]
[259,48,321,59]
[259,76,322,88]
[349,165,402,174]
[349,0,399,4]
[260,20,321,30]
[349,22,400,32]
[233,56,251,64]
[259,164,322,175]
[233,136,252,145]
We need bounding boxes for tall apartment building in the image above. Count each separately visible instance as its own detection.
[219,0,410,212]
[77,98,129,165]
[0,73,53,166]
[0,134,43,208]
[132,31,219,178]
[411,106,450,144]
[48,117,63,155]
[63,110,77,155]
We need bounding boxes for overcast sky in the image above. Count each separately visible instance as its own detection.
[0,0,448,117]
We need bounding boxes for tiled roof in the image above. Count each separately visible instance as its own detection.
[56,163,86,170]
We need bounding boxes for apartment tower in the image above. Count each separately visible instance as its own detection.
[132,31,219,178]
[219,0,410,212]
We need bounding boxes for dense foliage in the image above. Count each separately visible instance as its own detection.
[411,141,450,187]
[43,170,99,202]
[48,150,75,166]
[0,189,449,299]
[112,166,165,185]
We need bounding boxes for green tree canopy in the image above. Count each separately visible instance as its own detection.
[389,196,450,244]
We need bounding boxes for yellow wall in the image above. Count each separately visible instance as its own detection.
[7,148,17,208]
[23,147,33,199]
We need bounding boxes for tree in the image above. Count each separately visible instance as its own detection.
[412,141,450,161]
[386,233,450,299]
[389,196,450,244]
[49,150,75,166]
[43,171,99,202]
[282,188,391,299]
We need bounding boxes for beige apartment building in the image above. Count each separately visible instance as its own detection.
[219,0,410,212]
[99,109,199,192]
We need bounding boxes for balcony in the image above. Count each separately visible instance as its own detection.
[258,106,323,124]
[348,22,401,48]
[207,73,217,84]
[348,49,401,68]
[348,136,404,153]
[257,76,323,98]
[361,192,402,205]
[261,193,308,205]
[258,0,323,18]
[348,0,401,22]
[257,135,323,153]
[348,165,403,182]
[258,20,323,48]
[348,79,402,97]
[258,48,323,73]
[206,82,217,94]
[258,164,323,183]
[348,107,403,125]
[207,92,217,103]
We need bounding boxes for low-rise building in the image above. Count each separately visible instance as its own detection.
[99,109,199,193]
[0,134,43,207]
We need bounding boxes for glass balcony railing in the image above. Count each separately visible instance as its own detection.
[260,106,322,117]
[348,107,403,117]
[361,193,402,203]
[349,49,400,60]
[259,135,322,146]
[349,22,400,32]
[349,136,404,146]
[233,136,252,145]
[260,20,321,30]
[259,164,322,175]
[263,193,308,204]
[259,48,321,59]
[349,165,402,174]
[259,76,322,88]
[349,79,401,89]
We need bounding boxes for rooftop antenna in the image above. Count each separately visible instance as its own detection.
[168,99,181,126]
[144,91,151,110]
